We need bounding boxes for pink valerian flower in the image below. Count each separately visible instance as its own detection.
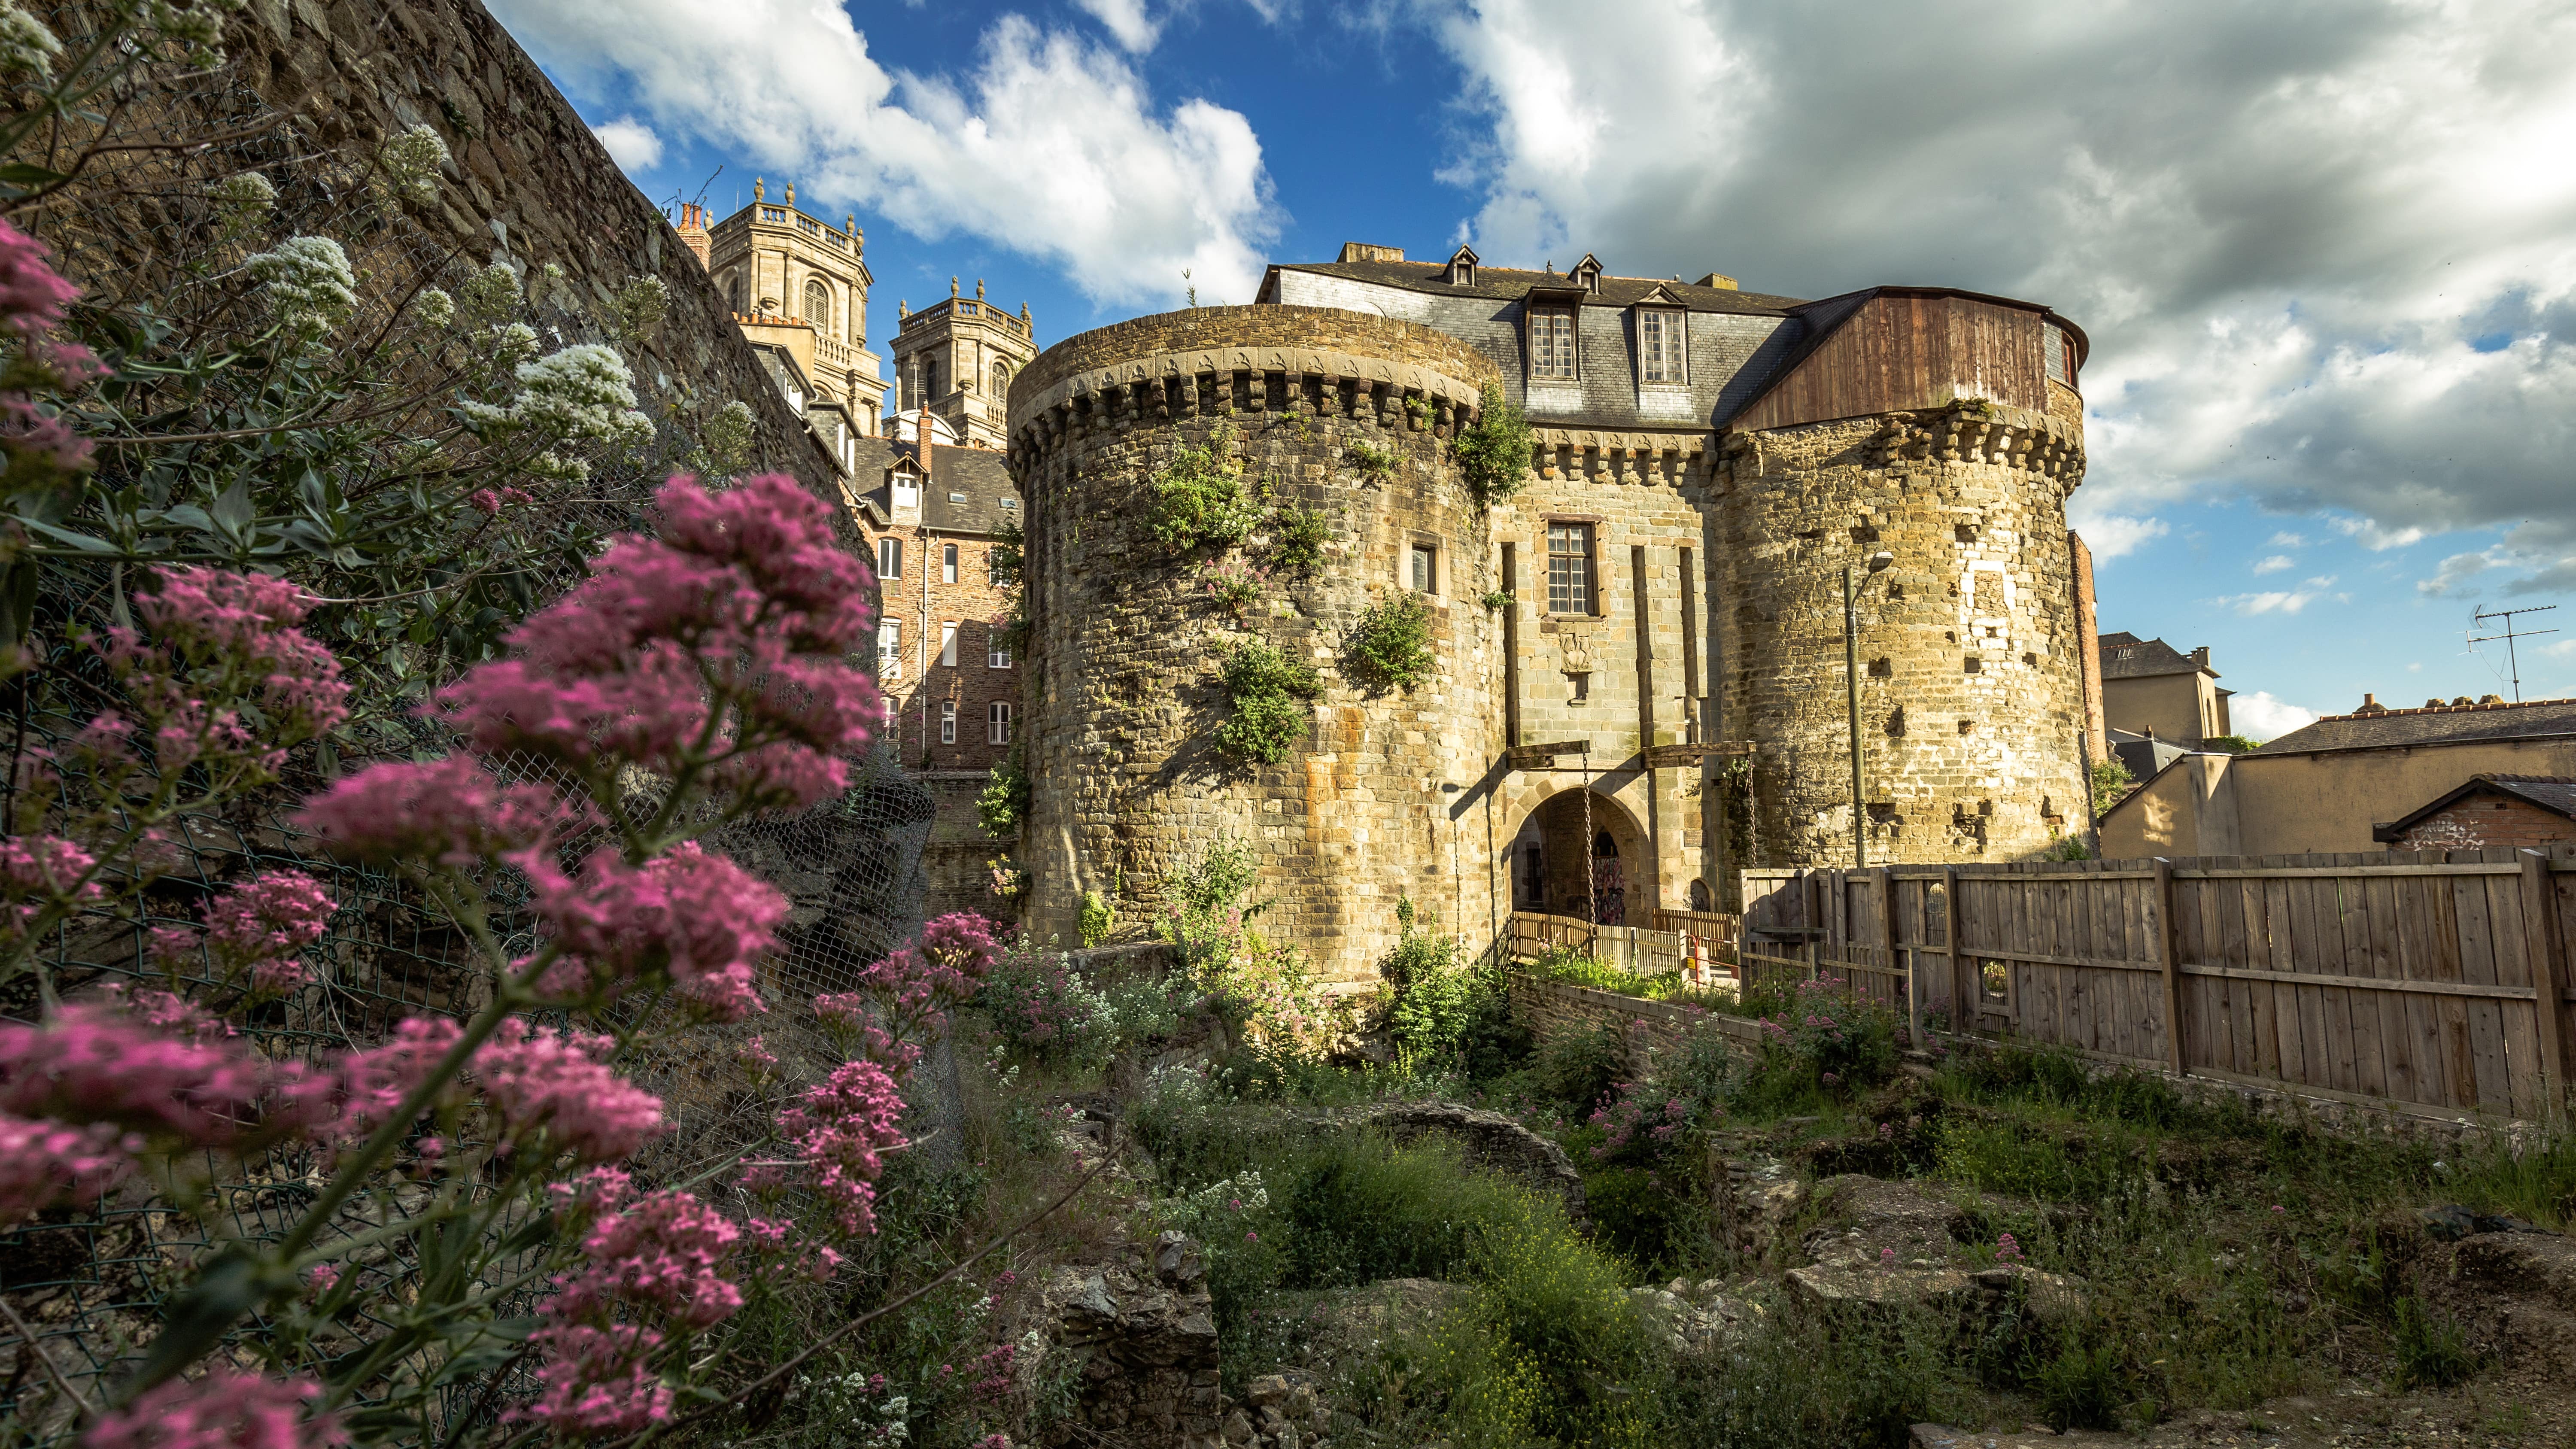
[294,1016,465,1142]
[1995,1232,2023,1264]
[763,1059,907,1236]
[0,220,80,337]
[471,1020,664,1164]
[149,870,336,997]
[733,1034,779,1082]
[435,475,878,812]
[295,756,586,867]
[551,1188,745,1328]
[0,834,103,945]
[80,1369,343,1449]
[970,1342,1018,1401]
[821,913,1007,1067]
[467,486,533,516]
[528,842,782,1020]
[738,1215,842,1285]
[0,1110,131,1227]
[305,1263,341,1294]
[516,1323,673,1436]
[0,996,269,1147]
[93,568,349,781]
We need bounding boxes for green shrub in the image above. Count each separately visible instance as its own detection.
[1215,638,1320,764]
[1445,1215,1654,1446]
[1734,978,1900,1110]
[1536,1021,1626,1115]
[1345,592,1435,693]
[2202,734,2261,753]
[2033,1338,2129,1431]
[989,512,1024,586]
[1346,439,1400,480]
[1383,896,1474,1063]
[1078,888,1115,947]
[2090,756,2135,815]
[1148,422,1258,555]
[2392,1296,2476,1389]
[977,750,1030,834]
[1271,501,1331,570]
[1451,380,1534,506]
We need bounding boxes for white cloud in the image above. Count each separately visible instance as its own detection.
[2251,554,2294,574]
[1075,0,1173,52]
[2230,691,2319,743]
[1408,0,2576,586]
[2216,577,2335,615]
[2267,532,2306,547]
[592,117,662,170]
[491,0,1275,308]
[2069,511,2167,560]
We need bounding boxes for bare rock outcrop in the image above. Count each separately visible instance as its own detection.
[1034,1232,1224,1449]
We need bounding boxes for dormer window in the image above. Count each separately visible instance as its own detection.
[1636,307,1685,385]
[1529,307,1577,380]
[1443,245,1479,287]
[893,468,920,509]
[1571,254,1602,293]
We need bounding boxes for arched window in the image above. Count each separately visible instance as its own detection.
[804,279,830,330]
[726,270,747,314]
[1594,830,1617,857]
[992,360,1012,394]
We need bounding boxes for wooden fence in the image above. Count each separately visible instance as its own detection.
[1505,911,1689,975]
[1742,848,2576,1122]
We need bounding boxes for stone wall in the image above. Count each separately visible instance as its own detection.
[1712,402,2089,869]
[1503,975,1761,1070]
[192,0,838,486]
[1008,309,1504,984]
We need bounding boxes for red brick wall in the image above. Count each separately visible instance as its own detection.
[881,527,1021,772]
[2395,793,2576,851]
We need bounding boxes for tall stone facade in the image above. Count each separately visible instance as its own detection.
[1710,402,2088,867]
[1007,307,1506,977]
[895,279,1038,450]
[701,181,888,437]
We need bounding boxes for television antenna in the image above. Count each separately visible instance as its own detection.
[2469,604,2558,703]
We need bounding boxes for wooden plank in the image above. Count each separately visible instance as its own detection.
[2175,863,2527,879]
[2397,861,2462,1110]
[2177,963,2542,999]
[2270,854,2319,1091]
[2427,862,2482,1111]
[2155,860,2187,1074]
[2363,867,2419,1105]
[2301,863,2358,1095]
[1943,866,1964,1031]
[2517,852,2568,1122]
[2490,858,2543,1118]
[2331,857,2388,1100]
[2451,864,2510,1112]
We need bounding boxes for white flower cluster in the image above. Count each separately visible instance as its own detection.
[1155,1168,1267,1240]
[413,288,455,331]
[375,124,450,206]
[244,235,356,339]
[458,261,520,326]
[140,0,238,63]
[462,343,653,480]
[210,170,274,213]
[0,3,64,77]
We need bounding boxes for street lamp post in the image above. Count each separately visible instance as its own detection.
[1844,551,1894,868]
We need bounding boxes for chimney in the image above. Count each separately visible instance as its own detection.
[2357,693,2388,716]
[674,203,711,272]
[2191,645,2210,668]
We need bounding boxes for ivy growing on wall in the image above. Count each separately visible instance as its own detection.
[1215,637,1321,764]
[1148,421,1258,555]
[1345,592,1435,693]
[1346,438,1399,480]
[1452,380,1534,507]
[978,746,1032,834]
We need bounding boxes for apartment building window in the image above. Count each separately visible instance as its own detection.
[878,537,902,578]
[939,622,958,667]
[989,635,1012,669]
[1637,308,1685,384]
[988,701,1013,745]
[1528,307,1577,379]
[1546,522,1595,615]
[1410,543,1437,595]
[939,700,957,744]
[877,620,902,679]
[942,543,959,583]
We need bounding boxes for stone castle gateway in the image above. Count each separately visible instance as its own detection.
[1005,247,2093,983]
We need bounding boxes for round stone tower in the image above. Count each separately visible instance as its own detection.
[1712,398,2090,866]
[1005,307,1505,984]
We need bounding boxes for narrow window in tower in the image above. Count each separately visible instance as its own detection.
[1411,544,1437,595]
[943,543,959,583]
[989,701,1013,745]
[878,537,902,578]
[1546,523,1595,615]
[1637,309,1684,384]
[939,700,957,744]
[939,622,958,667]
[1529,307,1577,379]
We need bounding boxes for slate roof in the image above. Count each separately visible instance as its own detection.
[2098,632,2213,680]
[851,437,1019,536]
[1264,257,1811,317]
[2260,697,2576,754]
[2380,775,2576,837]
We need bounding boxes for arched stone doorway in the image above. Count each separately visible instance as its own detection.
[1507,788,1652,926]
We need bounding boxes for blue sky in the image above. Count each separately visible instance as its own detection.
[491,0,2576,738]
